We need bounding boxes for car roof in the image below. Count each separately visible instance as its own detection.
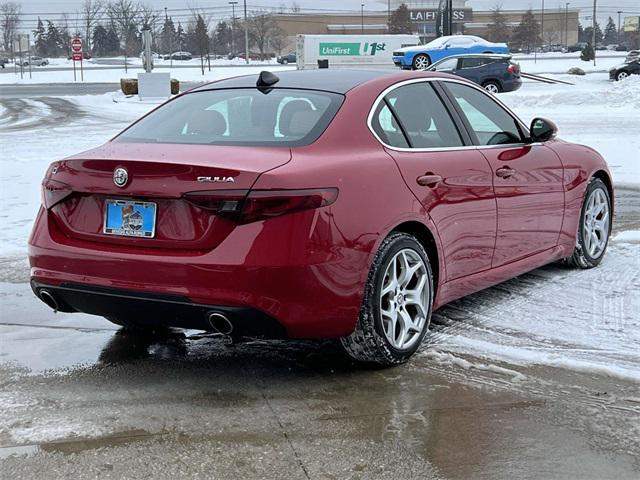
[190,69,400,94]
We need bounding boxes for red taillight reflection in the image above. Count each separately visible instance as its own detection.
[184,188,338,224]
[42,179,72,209]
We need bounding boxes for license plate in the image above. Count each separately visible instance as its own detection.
[104,199,156,238]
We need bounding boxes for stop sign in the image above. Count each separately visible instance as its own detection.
[71,38,82,53]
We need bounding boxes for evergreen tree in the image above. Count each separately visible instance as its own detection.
[44,20,63,57]
[92,24,108,56]
[160,16,176,55]
[603,17,617,45]
[580,43,594,61]
[583,22,603,45]
[486,5,509,43]
[33,17,47,56]
[213,20,231,55]
[512,9,540,53]
[175,22,186,51]
[388,3,412,34]
[105,24,120,55]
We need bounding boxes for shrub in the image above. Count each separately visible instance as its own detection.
[580,43,595,62]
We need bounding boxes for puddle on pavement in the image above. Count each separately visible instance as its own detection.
[0,429,161,459]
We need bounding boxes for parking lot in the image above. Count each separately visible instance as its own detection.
[1,61,639,478]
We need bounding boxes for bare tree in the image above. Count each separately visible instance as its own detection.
[107,0,142,70]
[0,1,21,52]
[139,3,160,32]
[248,11,285,60]
[81,0,104,49]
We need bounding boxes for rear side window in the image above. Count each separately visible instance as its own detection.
[444,82,523,145]
[460,57,493,69]
[115,88,343,147]
[380,83,463,149]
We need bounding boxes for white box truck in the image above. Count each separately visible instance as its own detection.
[296,34,420,70]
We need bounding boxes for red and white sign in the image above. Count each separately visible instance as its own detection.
[72,52,83,61]
[71,37,83,53]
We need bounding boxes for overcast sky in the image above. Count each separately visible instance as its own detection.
[15,0,640,31]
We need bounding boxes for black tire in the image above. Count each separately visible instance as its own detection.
[340,232,434,366]
[616,71,629,81]
[281,58,288,64]
[412,54,430,70]
[565,177,611,269]
[482,80,502,94]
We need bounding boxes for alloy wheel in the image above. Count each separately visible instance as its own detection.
[413,55,430,70]
[484,83,500,94]
[379,248,430,350]
[583,187,610,259]
[617,71,629,80]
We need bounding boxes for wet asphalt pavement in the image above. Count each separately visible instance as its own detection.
[1,91,639,479]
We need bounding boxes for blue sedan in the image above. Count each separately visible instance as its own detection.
[392,35,509,70]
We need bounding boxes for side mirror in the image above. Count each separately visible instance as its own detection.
[529,117,558,142]
[444,44,450,49]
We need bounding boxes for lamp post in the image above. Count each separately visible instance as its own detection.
[592,0,597,66]
[361,4,365,34]
[617,10,622,44]
[243,0,249,64]
[565,3,570,49]
[229,1,238,56]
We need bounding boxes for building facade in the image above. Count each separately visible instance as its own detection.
[273,6,579,53]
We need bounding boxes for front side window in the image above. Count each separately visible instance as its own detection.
[384,83,463,149]
[444,82,523,145]
[432,57,459,71]
[115,88,342,147]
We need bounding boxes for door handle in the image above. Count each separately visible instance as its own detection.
[417,174,442,187]
[495,167,516,178]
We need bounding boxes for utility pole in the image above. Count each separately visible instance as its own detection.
[387,0,390,24]
[229,1,238,55]
[165,7,173,68]
[592,0,597,66]
[243,0,249,64]
[361,4,365,34]
[565,3,570,49]
[541,0,545,50]
[617,10,622,44]
[448,0,453,36]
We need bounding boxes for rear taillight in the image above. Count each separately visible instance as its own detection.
[42,179,72,209]
[507,63,520,75]
[184,188,338,224]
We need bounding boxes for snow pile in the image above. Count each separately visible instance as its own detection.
[501,74,640,186]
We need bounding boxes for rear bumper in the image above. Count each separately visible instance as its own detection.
[503,77,523,92]
[31,281,286,337]
[29,207,368,338]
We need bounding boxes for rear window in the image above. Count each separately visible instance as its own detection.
[115,88,343,147]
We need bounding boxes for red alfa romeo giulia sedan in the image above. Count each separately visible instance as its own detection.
[29,69,612,365]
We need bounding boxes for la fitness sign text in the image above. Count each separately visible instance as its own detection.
[409,9,472,23]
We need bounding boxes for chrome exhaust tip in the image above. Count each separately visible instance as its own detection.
[39,289,59,311]
[207,312,233,335]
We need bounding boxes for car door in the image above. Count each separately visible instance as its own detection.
[457,57,488,85]
[370,80,497,281]
[440,80,565,267]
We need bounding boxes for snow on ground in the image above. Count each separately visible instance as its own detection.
[512,51,628,74]
[0,64,295,84]
[425,237,640,382]
[501,74,640,186]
